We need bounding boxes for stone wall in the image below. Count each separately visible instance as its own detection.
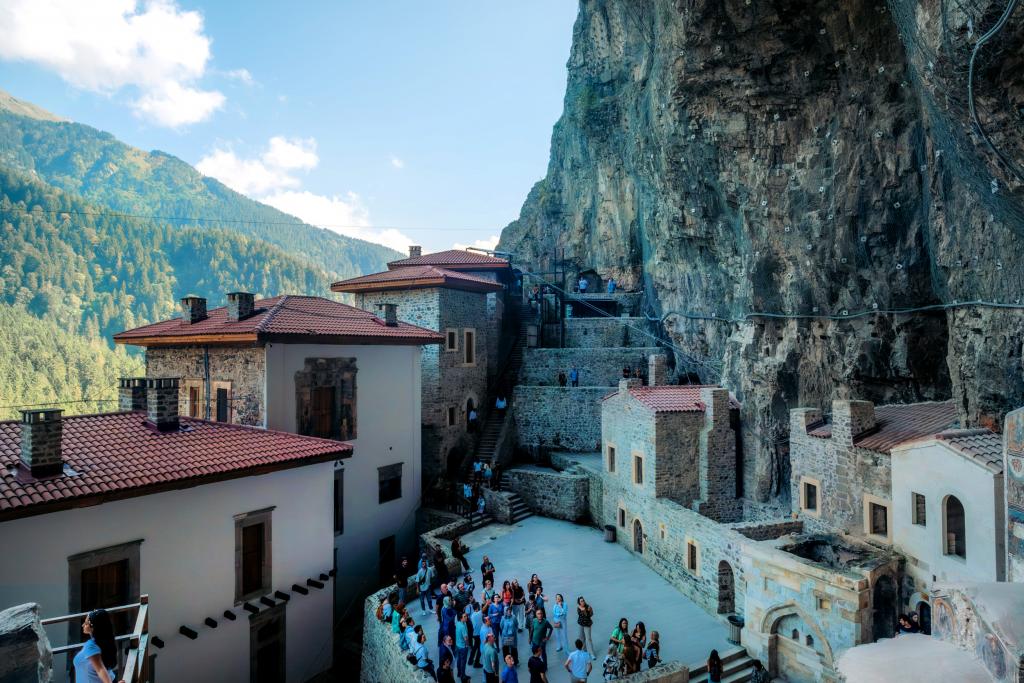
[614,661,690,682]
[482,488,514,524]
[504,466,589,522]
[361,585,435,683]
[789,406,893,537]
[146,345,265,426]
[0,603,51,683]
[562,317,656,348]
[570,292,644,316]
[415,507,464,537]
[513,386,607,452]
[520,347,662,386]
[730,520,804,541]
[357,287,491,484]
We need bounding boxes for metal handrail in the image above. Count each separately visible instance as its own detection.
[43,595,151,683]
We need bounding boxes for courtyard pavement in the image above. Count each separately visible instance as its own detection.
[416,515,731,681]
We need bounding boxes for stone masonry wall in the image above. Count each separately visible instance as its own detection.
[504,466,589,522]
[0,603,51,683]
[482,488,514,525]
[520,347,662,386]
[357,287,490,483]
[361,585,434,683]
[789,407,893,537]
[146,345,265,426]
[513,386,606,452]
[563,317,656,348]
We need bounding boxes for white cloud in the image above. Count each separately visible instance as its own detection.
[263,136,318,171]
[454,235,500,251]
[262,190,413,253]
[390,156,405,169]
[224,68,254,85]
[0,0,226,126]
[196,136,318,195]
[197,136,408,251]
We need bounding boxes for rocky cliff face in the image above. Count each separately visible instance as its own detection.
[499,0,1024,508]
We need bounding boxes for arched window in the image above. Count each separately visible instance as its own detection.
[806,635,814,647]
[944,495,966,559]
[791,629,799,640]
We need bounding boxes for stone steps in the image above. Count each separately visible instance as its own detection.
[688,648,755,683]
[465,511,494,532]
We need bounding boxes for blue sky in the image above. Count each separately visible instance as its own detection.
[0,0,578,252]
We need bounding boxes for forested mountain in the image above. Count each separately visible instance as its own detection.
[0,90,401,416]
[0,91,399,279]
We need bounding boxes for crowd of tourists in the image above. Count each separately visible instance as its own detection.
[377,548,693,682]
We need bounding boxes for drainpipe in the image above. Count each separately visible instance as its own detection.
[203,345,211,420]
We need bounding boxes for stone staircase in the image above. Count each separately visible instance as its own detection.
[500,472,533,524]
[464,508,494,532]
[473,413,504,466]
[687,647,758,683]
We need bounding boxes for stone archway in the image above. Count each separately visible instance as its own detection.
[633,519,644,553]
[717,561,735,614]
[760,602,834,681]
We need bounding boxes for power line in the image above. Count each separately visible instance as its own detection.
[0,207,496,233]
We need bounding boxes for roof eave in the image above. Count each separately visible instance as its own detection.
[113,332,262,347]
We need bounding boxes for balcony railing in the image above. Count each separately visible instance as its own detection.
[41,595,151,683]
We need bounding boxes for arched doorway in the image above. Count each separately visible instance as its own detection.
[944,495,966,558]
[761,604,834,683]
[717,561,735,614]
[916,601,932,636]
[633,519,644,553]
[872,575,897,641]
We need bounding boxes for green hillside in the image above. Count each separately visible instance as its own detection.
[0,304,143,421]
[0,94,400,280]
[0,90,403,412]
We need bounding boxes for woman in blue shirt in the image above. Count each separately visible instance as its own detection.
[551,594,569,653]
[500,607,519,665]
[72,609,119,683]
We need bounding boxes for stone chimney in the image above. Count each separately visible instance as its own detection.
[619,378,641,395]
[700,387,731,429]
[380,303,398,327]
[409,246,422,258]
[831,399,876,445]
[790,407,824,439]
[226,292,255,321]
[146,377,180,432]
[19,409,63,478]
[180,296,207,324]
[648,354,667,386]
[118,377,148,412]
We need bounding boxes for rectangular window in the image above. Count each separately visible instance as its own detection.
[68,541,142,644]
[869,502,888,536]
[447,407,457,427]
[463,329,476,365]
[250,604,285,683]
[378,463,403,504]
[633,455,643,485]
[445,329,458,352]
[235,508,273,602]
[912,493,926,526]
[295,357,358,441]
[804,482,818,512]
[687,542,699,573]
[184,382,203,418]
[607,445,616,472]
[334,469,344,535]
[618,508,626,528]
[310,386,335,439]
[215,387,229,422]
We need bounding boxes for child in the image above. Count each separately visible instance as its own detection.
[644,631,661,669]
[603,643,621,681]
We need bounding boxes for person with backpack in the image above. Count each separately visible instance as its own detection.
[644,631,661,669]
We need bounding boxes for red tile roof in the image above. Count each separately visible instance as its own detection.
[603,385,741,413]
[113,295,444,346]
[387,249,510,271]
[0,412,351,521]
[330,265,503,294]
[807,400,959,454]
[933,428,1003,473]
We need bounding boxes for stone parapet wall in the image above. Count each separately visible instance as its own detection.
[569,292,644,316]
[729,519,804,541]
[520,347,661,386]
[563,317,656,348]
[361,585,435,683]
[513,386,607,452]
[504,466,589,522]
[416,507,464,537]
[614,661,690,682]
[482,488,514,524]
[0,603,51,683]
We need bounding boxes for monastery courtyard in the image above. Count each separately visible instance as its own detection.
[417,516,733,680]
